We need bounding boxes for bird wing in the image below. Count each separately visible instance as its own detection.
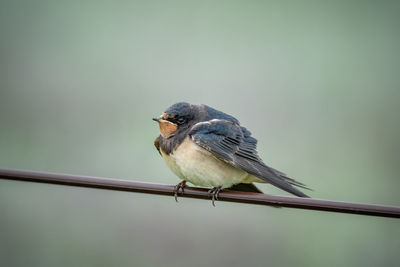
[189,119,309,197]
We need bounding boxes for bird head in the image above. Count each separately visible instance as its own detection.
[153,102,195,138]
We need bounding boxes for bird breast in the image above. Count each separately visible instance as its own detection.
[160,137,252,188]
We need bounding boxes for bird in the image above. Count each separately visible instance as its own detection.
[153,102,311,205]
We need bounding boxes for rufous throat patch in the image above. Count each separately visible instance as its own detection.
[158,120,178,138]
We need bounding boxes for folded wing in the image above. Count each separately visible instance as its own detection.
[189,119,309,197]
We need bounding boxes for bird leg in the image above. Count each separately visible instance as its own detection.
[173,180,187,202]
[208,186,222,207]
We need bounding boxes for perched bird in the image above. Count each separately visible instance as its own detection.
[153,102,310,205]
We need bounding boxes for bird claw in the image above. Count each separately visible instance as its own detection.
[174,181,187,202]
[208,186,222,207]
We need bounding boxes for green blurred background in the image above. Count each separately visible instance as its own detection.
[1,1,399,266]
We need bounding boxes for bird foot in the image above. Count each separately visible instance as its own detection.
[174,181,187,202]
[208,186,222,207]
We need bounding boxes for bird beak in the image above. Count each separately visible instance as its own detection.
[152,117,161,122]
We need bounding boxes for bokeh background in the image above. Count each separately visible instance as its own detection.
[1,1,399,266]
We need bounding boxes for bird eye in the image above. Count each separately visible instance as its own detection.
[177,117,185,125]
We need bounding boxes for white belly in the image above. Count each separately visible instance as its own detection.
[160,137,261,188]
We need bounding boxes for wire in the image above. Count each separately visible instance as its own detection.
[0,168,399,218]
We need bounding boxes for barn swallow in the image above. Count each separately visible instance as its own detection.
[153,102,310,205]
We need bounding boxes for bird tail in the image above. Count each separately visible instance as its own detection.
[270,167,313,191]
[245,162,311,198]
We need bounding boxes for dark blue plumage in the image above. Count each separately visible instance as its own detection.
[190,119,309,197]
[201,104,239,124]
